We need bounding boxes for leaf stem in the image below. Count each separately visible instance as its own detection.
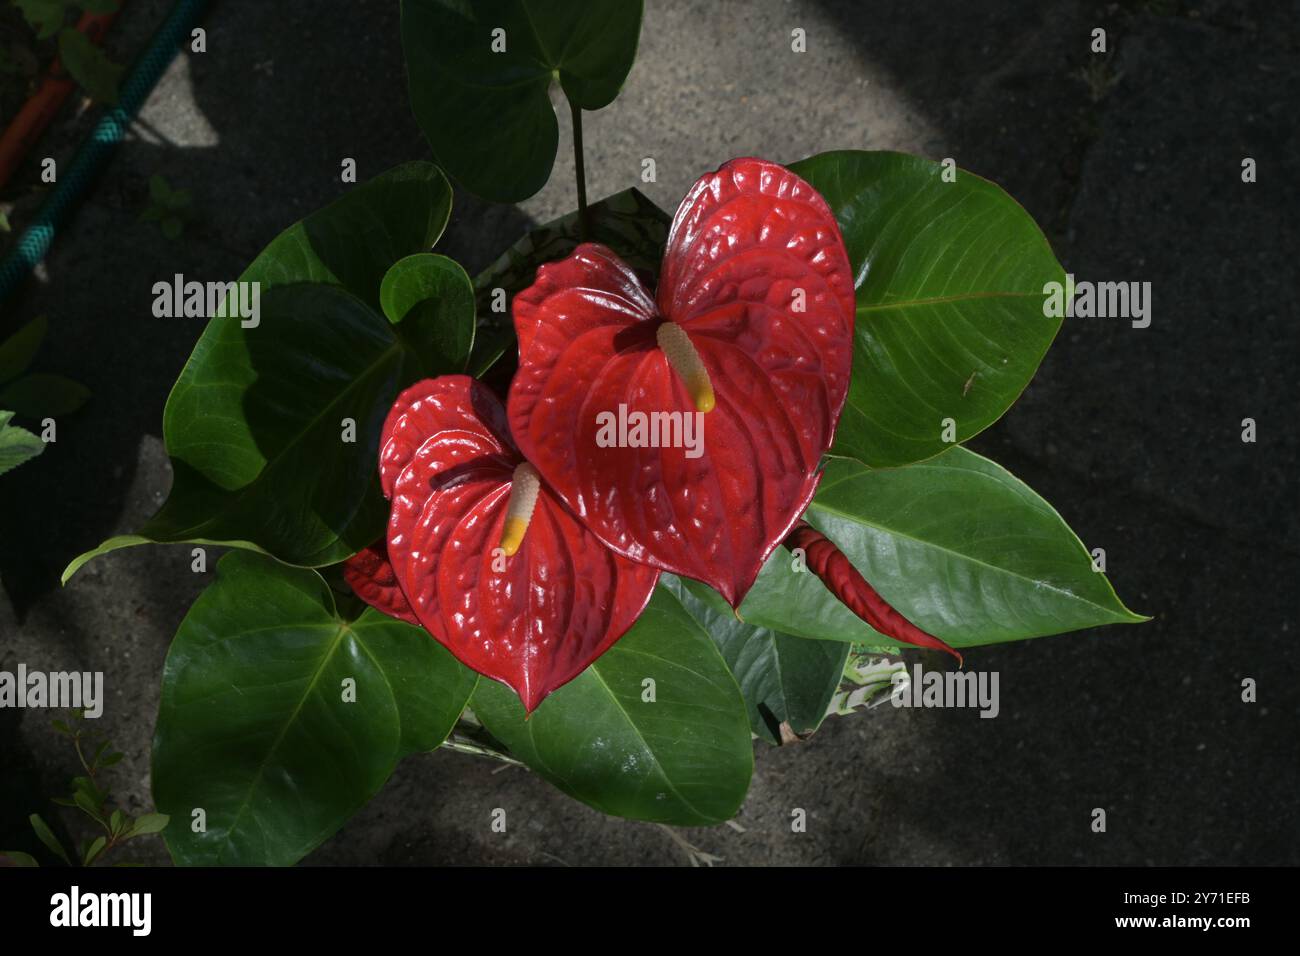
[570,99,589,241]
[73,732,95,781]
[440,732,524,767]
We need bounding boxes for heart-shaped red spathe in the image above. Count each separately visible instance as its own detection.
[379,375,659,712]
[508,157,856,606]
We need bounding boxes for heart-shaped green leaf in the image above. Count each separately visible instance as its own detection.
[380,254,476,371]
[379,251,478,369]
[661,575,847,746]
[64,164,468,581]
[739,447,1146,647]
[789,151,1066,468]
[152,551,476,866]
[401,0,643,201]
[471,586,752,825]
[234,160,453,312]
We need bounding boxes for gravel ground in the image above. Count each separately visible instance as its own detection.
[1,0,1296,866]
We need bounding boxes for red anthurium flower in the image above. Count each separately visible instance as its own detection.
[343,541,419,626]
[508,157,855,606]
[376,375,659,712]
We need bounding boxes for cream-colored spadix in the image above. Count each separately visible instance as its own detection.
[656,321,715,413]
[498,463,541,557]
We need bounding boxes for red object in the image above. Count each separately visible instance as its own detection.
[0,8,122,192]
[508,157,855,607]
[783,522,962,663]
[377,376,659,713]
[342,542,419,626]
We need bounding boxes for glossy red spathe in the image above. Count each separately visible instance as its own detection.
[508,157,855,606]
[379,375,659,712]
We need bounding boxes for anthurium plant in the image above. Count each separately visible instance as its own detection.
[63,1,1144,866]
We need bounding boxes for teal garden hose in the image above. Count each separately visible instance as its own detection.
[0,0,213,305]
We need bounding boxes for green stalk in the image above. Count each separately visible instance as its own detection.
[571,99,589,240]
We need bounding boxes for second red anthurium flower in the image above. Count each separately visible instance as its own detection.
[508,157,856,606]
[373,375,659,712]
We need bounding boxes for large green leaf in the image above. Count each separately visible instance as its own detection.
[789,151,1067,468]
[64,164,467,581]
[472,586,753,825]
[469,187,669,380]
[661,575,847,745]
[0,411,44,477]
[233,160,453,313]
[152,551,476,866]
[739,447,1146,647]
[401,0,643,201]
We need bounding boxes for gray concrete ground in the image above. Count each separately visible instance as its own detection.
[1,0,1296,865]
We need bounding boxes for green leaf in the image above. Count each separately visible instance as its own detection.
[788,151,1067,468]
[661,575,847,745]
[82,835,107,865]
[73,790,106,826]
[469,187,669,378]
[222,160,452,314]
[15,0,68,39]
[148,173,173,204]
[401,0,643,201]
[0,851,39,866]
[0,373,90,418]
[124,813,168,838]
[109,809,125,835]
[0,411,45,477]
[350,612,478,755]
[28,813,70,865]
[66,164,457,581]
[72,776,106,805]
[740,447,1147,648]
[152,551,475,865]
[472,586,753,825]
[379,253,476,372]
[65,284,427,575]
[0,315,47,383]
[58,26,122,104]
[141,174,192,238]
